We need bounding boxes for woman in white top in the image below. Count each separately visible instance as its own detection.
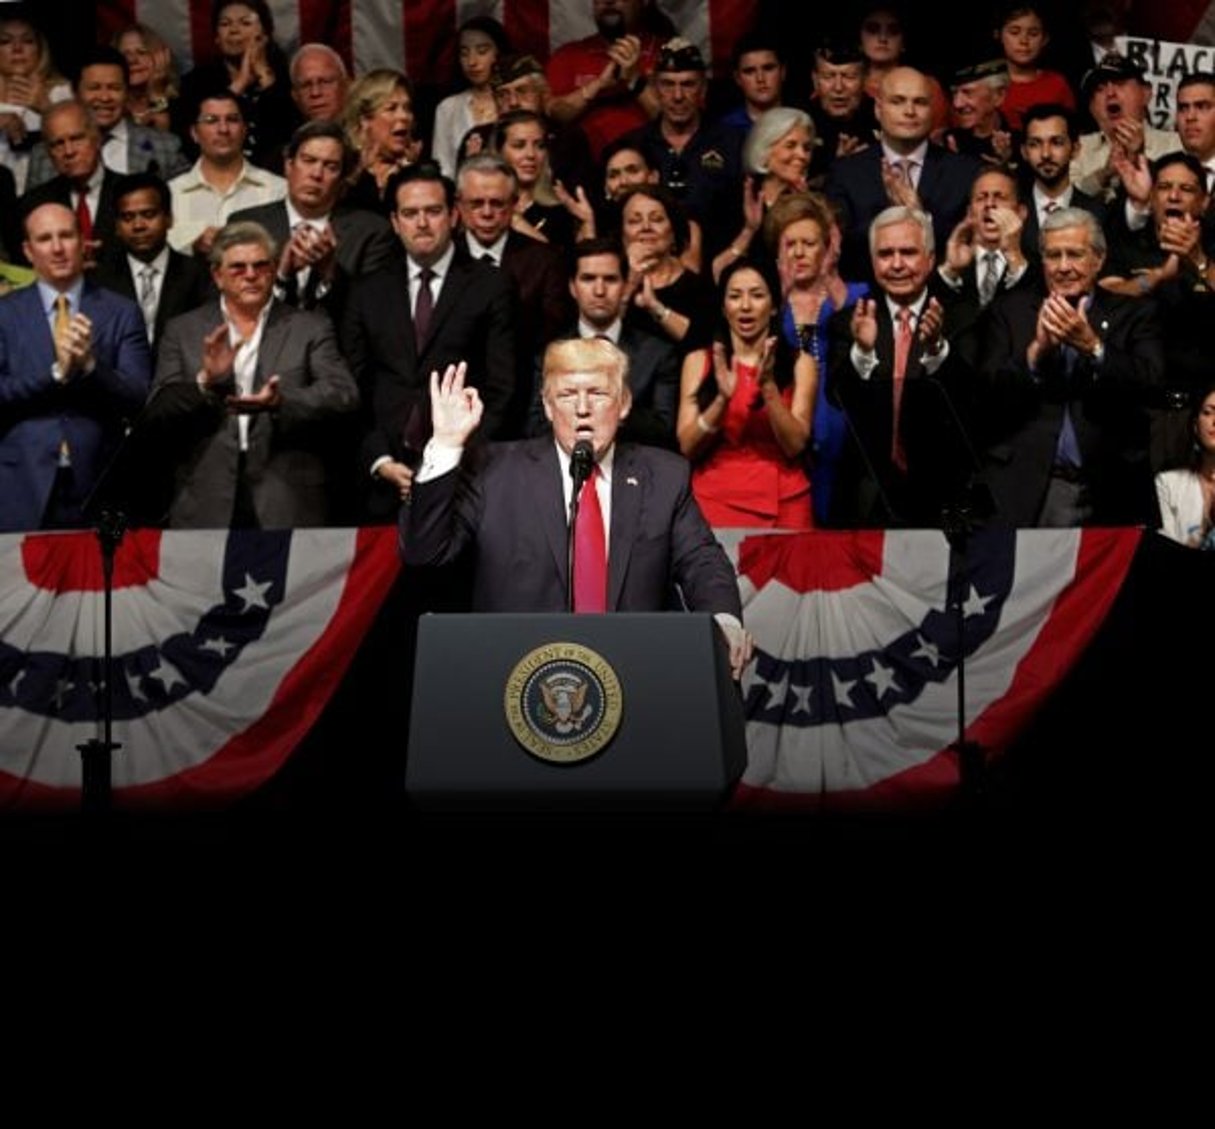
[1156,383,1215,548]
[431,16,509,178]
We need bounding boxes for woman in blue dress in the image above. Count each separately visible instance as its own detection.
[765,192,867,525]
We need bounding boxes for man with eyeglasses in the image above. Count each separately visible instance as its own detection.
[167,89,285,258]
[455,153,571,435]
[289,43,349,124]
[146,220,358,528]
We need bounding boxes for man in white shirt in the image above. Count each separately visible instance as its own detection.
[147,220,358,528]
[167,90,285,257]
[1071,53,1180,202]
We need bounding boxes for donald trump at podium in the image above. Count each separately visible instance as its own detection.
[399,337,753,677]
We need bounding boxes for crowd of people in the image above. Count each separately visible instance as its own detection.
[2,0,1213,555]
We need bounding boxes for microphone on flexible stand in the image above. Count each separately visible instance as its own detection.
[566,440,595,611]
[570,439,595,489]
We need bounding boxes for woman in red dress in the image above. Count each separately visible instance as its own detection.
[677,258,817,528]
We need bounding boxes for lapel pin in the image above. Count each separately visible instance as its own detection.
[626,476,639,486]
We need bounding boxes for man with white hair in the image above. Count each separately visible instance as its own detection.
[290,43,348,123]
[827,205,970,526]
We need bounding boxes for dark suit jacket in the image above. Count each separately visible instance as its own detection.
[527,323,680,449]
[0,165,20,265]
[25,122,189,190]
[457,230,573,439]
[1020,188,1107,261]
[92,248,213,356]
[826,144,981,282]
[401,437,742,618]
[342,252,516,520]
[827,280,977,527]
[20,168,124,265]
[0,280,151,531]
[227,199,397,327]
[977,285,1164,526]
[146,300,359,528]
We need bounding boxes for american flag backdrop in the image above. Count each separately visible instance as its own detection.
[94,1,756,83]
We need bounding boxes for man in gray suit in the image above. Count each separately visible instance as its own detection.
[146,220,358,528]
[230,120,395,327]
[24,47,188,190]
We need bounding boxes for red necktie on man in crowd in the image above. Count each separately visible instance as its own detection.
[573,466,607,613]
[891,306,913,473]
[75,192,93,244]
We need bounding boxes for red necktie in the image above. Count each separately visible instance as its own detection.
[573,466,607,613]
[75,192,93,244]
[891,306,913,473]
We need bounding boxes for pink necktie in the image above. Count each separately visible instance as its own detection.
[573,466,607,613]
[891,307,913,473]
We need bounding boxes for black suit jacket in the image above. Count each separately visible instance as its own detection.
[92,249,213,356]
[401,437,741,618]
[827,280,977,527]
[826,144,981,282]
[0,165,20,265]
[20,169,123,265]
[1020,188,1107,261]
[342,252,516,520]
[977,285,1164,525]
[458,230,573,438]
[228,199,397,326]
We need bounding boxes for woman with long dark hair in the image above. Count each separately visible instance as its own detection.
[677,257,817,528]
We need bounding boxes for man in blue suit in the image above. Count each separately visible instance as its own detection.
[0,202,151,531]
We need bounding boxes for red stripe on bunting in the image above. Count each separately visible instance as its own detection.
[737,530,887,594]
[501,0,552,68]
[95,0,137,47]
[118,526,400,810]
[1126,0,1212,42]
[189,1,218,67]
[403,0,457,84]
[730,527,1143,813]
[965,527,1142,754]
[21,530,162,594]
[706,0,754,77]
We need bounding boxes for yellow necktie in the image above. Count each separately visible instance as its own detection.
[54,294,70,461]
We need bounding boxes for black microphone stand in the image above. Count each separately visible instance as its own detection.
[565,441,594,611]
[78,509,125,816]
[917,375,995,808]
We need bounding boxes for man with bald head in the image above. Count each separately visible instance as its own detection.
[290,44,349,123]
[826,65,979,282]
[0,201,151,530]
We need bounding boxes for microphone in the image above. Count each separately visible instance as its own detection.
[570,439,595,489]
